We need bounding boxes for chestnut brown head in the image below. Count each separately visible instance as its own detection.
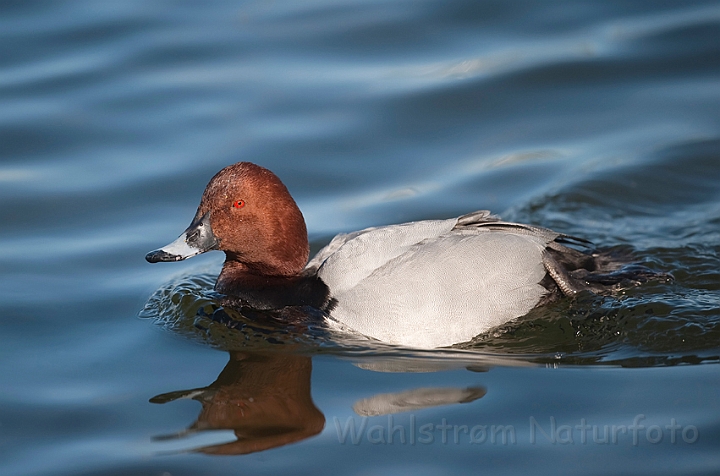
[146,162,309,277]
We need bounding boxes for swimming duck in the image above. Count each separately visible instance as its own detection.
[146,162,637,348]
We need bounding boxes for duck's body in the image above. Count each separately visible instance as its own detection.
[146,162,636,348]
[309,214,552,347]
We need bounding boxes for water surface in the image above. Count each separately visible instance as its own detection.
[2,1,720,474]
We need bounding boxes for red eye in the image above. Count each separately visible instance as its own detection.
[233,200,245,209]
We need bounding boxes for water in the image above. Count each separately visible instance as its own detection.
[2,0,720,474]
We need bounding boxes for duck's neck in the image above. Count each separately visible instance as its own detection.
[216,260,331,311]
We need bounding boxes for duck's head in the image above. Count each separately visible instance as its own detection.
[146,162,309,278]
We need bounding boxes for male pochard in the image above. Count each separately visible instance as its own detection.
[147,162,635,348]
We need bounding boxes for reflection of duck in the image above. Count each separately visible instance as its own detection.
[151,352,324,455]
[151,351,488,455]
[147,162,652,348]
[353,387,486,417]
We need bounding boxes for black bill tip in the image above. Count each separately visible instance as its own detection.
[145,249,184,263]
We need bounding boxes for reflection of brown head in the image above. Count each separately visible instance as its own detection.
[151,351,324,455]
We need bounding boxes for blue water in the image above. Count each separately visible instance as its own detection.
[2,1,720,474]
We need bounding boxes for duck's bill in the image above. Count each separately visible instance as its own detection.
[145,212,218,263]
[145,234,204,262]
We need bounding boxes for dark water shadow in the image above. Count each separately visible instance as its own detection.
[140,260,718,369]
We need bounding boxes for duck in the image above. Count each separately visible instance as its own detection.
[146,161,644,348]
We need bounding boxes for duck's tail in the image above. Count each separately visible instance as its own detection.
[540,242,671,302]
[456,210,670,302]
